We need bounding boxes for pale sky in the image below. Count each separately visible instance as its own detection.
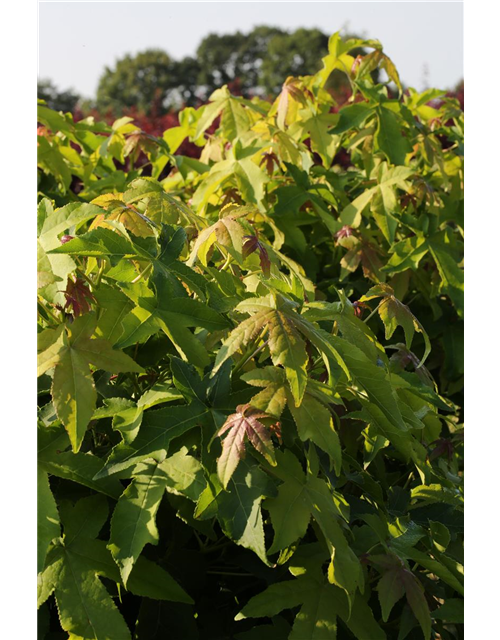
[38,1,464,98]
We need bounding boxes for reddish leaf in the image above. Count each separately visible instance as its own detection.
[217,403,276,488]
[64,277,96,317]
[242,235,271,277]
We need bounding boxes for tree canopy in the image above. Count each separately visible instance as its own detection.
[96,50,180,114]
[37,79,80,113]
[95,26,347,113]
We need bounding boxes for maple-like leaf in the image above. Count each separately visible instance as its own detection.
[236,573,385,640]
[373,553,431,640]
[89,195,155,238]
[123,177,205,230]
[241,366,342,473]
[213,297,311,406]
[108,451,206,586]
[188,209,247,266]
[216,459,276,565]
[194,85,252,141]
[37,314,143,452]
[217,403,276,488]
[242,234,271,277]
[274,76,308,130]
[264,450,362,604]
[38,495,192,640]
[360,283,431,365]
[63,276,96,317]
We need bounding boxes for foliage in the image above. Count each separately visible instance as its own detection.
[38,32,464,640]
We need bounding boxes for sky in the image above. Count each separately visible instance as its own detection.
[38,1,464,98]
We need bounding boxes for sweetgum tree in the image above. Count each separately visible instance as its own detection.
[37,32,464,640]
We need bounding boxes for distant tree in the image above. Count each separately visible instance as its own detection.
[195,32,247,93]
[171,56,202,106]
[96,49,186,114]
[93,27,377,116]
[195,26,285,95]
[194,26,374,99]
[259,28,329,93]
[449,79,464,110]
[37,79,80,113]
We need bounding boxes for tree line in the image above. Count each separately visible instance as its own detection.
[38,26,362,114]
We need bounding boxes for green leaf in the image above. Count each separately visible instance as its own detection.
[215,303,310,407]
[38,494,192,637]
[160,448,206,501]
[77,537,193,604]
[329,335,407,431]
[38,136,72,192]
[402,547,464,595]
[52,348,97,454]
[49,226,142,258]
[40,543,133,640]
[38,425,124,499]
[288,393,342,474]
[377,567,405,621]
[341,165,412,227]
[295,110,339,167]
[265,473,311,554]
[360,283,431,365]
[40,314,143,452]
[217,459,275,565]
[116,279,227,366]
[93,284,135,345]
[373,554,431,639]
[97,402,209,477]
[241,366,288,418]
[428,235,464,317]
[195,86,251,141]
[431,598,464,623]
[268,310,309,407]
[401,571,431,640]
[108,459,169,585]
[375,106,411,165]
[383,236,429,274]
[237,575,385,640]
[236,578,307,619]
[266,451,361,602]
[37,469,60,573]
[125,178,204,229]
[330,103,374,135]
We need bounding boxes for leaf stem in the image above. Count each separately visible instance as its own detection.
[233,338,269,375]
[37,297,61,326]
[131,261,153,284]
[75,268,94,288]
[94,259,106,288]
[363,300,383,324]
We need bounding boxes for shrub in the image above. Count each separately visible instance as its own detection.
[37,32,464,640]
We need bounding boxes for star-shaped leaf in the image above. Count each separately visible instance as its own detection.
[38,495,193,640]
[217,403,276,488]
[360,283,431,365]
[264,450,362,604]
[236,570,385,640]
[216,459,276,565]
[373,553,431,640]
[108,450,206,585]
[37,313,143,452]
